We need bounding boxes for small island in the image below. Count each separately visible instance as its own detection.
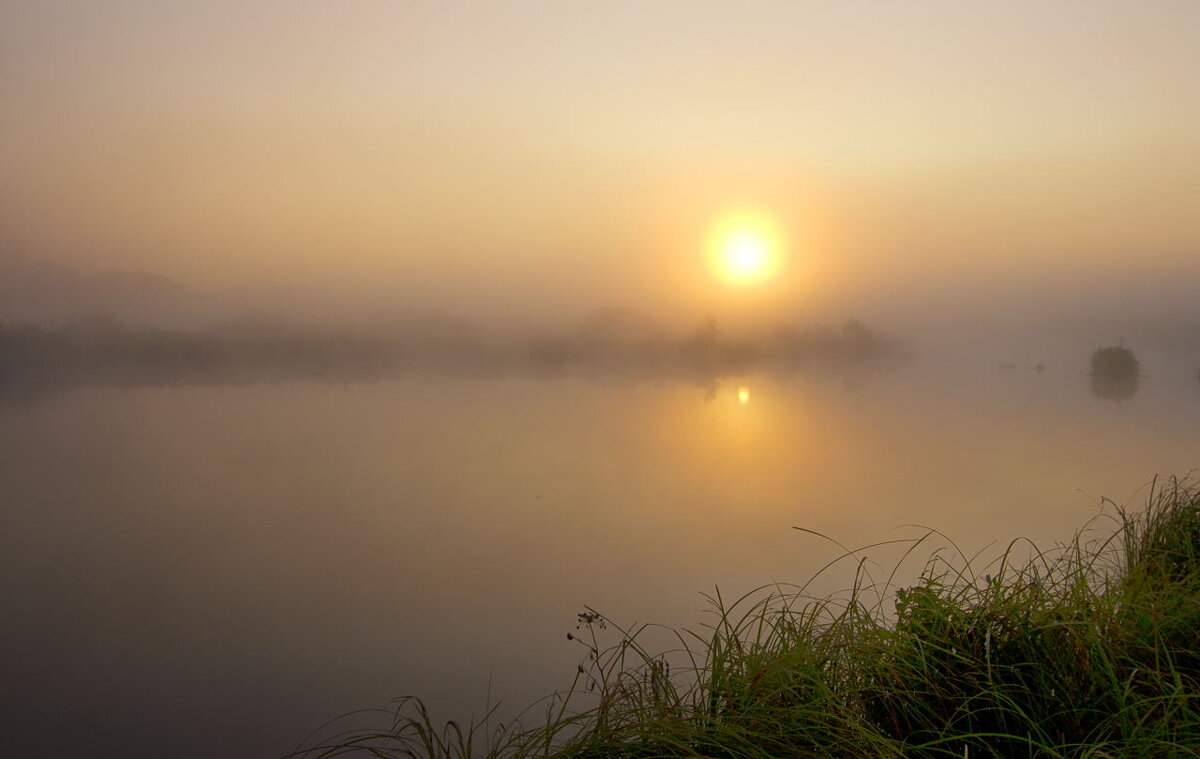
[1090,343,1140,402]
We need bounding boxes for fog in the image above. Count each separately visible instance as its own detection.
[4,2,1199,331]
[4,249,1199,759]
[3,2,1200,759]
[4,249,1199,385]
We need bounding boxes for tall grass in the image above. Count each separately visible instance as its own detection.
[294,477,1200,759]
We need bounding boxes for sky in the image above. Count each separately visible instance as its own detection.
[2,0,1197,328]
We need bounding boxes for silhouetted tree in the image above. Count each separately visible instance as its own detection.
[1090,343,1140,402]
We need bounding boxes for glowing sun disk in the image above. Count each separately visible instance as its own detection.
[709,210,783,286]
[727,232,768,276]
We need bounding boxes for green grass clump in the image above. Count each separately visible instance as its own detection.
[295,478,1200,759]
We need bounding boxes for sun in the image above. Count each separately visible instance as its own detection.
[709,209,783,286]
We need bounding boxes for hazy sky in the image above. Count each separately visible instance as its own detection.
[2,0,1197,325]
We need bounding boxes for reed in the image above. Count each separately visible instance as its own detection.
[295,477,1200,759]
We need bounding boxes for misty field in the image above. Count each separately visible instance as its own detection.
[298,478,1200,759]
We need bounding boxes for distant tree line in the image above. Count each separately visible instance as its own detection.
[0,313,915,399]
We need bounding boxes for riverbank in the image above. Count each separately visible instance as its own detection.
[299,477,1200,758]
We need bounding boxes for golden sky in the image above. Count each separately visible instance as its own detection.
[2,0,1197,323]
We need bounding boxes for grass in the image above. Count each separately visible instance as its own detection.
[293,477,1200,759]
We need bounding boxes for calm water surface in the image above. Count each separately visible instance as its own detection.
[2,358,1198,758]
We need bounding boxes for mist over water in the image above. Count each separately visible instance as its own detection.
[2,247,1200,759]
[2,240,1199,759]
[2,339,1198,758]
[3,2,1199,756]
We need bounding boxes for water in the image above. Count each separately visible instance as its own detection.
[2,359,1198,758]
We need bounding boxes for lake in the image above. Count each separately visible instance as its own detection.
[2,354,1198,758]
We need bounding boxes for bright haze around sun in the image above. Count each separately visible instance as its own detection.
[2,1,1198,339]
